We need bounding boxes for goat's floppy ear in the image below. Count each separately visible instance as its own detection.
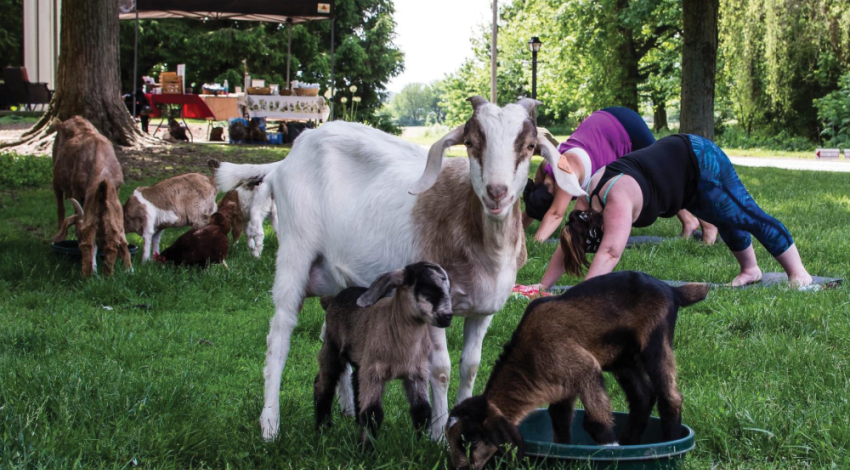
[48,117,62,133]
[483,415,525,461]
[357,269,405,307]
[410,126,464,195]
[538,137,586,198]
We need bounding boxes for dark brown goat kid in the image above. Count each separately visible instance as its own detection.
[154,201,236,268]
[446,271,709,470]
[315,262,453,447]
[51,116,132,277]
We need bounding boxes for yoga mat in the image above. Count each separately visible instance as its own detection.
[543,231,703,245]
[550,273,842,293]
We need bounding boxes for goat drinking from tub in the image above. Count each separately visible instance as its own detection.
[446,271,709,470]
[51,116,132,278]
[215,96,588,441]
[315,262,452,447]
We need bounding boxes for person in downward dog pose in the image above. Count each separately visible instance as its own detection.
[522,107,716,244]
[544,134,812,288]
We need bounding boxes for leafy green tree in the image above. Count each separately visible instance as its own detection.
[0,0,23,68]
[389,83,436,125]
[814,72,850,147]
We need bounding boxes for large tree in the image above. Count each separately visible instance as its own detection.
[6,0,150,151]
[679,0,719,139]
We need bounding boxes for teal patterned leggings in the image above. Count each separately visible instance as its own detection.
[684,135,794,257]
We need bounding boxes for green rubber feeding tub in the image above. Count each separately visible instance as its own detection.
[519,409,695,469]
[51,240,139,257]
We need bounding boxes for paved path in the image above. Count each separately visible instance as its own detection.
[728,156,850,173]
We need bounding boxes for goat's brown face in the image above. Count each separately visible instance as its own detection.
[464,100,537,219]
[122,195,147,235]
[447,396,524,470]
[404,262,452,328]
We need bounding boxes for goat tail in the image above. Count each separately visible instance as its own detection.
[207,158,221,172]
[674,283,710,307]
[215,161,282,193]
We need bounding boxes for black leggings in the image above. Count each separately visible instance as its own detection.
[602,106,656,151]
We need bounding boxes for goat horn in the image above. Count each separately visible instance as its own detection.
[409,126,464,195]
[516,98,543,115]
[537,137,587,198]
[467,95,489,111]
[71,198,84,216]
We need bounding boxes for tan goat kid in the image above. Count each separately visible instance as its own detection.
[51,116,132,278]
[123,173,218,262]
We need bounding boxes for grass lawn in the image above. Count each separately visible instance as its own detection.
[402,127,819,160]
[1,149,849,469]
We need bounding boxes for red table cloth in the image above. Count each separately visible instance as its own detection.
[144,94,216,120]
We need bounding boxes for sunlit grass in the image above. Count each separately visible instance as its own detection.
[0,151,848,469]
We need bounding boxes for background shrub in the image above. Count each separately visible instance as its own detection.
[0,153,52,189]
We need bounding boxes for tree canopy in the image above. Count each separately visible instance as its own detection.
[432,0,850,142]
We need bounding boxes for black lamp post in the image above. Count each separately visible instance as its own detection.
[528,36,542,99]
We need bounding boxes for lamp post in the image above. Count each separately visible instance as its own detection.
[528,36,542,99]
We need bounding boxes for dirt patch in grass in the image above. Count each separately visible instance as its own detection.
[116,143,288,182]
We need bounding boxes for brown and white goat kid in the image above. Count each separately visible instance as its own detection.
[315,262,453,446]
[215,97,588,441]
[446,271,709,470]
[122,173,217,262]
[51,116,132,277]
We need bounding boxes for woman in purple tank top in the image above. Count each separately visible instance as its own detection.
[522,107,716,244]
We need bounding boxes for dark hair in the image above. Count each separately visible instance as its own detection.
[523,179,555,221]
[559,209,604,277]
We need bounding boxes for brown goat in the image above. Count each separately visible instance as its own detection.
[215,190,244,243]
[51,116,131,277]
[314,262,453,447]
[446,271,709,470]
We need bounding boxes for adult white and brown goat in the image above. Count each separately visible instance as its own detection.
[215,97,587,441]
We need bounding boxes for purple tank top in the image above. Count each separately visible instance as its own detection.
[545,110,632,177]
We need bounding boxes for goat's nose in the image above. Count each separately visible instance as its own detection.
[486,184,508,202]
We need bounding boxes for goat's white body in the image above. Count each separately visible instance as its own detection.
[131,189,179,260]
[217,119,527,442]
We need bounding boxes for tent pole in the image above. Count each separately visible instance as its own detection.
[330,16,335,121]
[286,18,292,87]
[133,9,139,118]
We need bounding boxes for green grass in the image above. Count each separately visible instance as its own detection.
[402,126,821,160]
[1,153,849,469]
[0,113,42,125]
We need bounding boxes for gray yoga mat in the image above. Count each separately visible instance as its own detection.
[550,273,842,293]
[543,231,703,246]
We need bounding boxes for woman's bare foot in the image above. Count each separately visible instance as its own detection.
[700,222,718,246]
[788,273,813,288]
[677,211,700,239]
[731,267,763,286]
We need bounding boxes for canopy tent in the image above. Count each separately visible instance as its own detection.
[118,0,336,118]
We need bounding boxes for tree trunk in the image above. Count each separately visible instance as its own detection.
[5,0,153,152]
[680,0,718,139]
[616,0,640,112]
[653,98,668,132]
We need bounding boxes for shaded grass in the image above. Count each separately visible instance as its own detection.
[0,154,848,469]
